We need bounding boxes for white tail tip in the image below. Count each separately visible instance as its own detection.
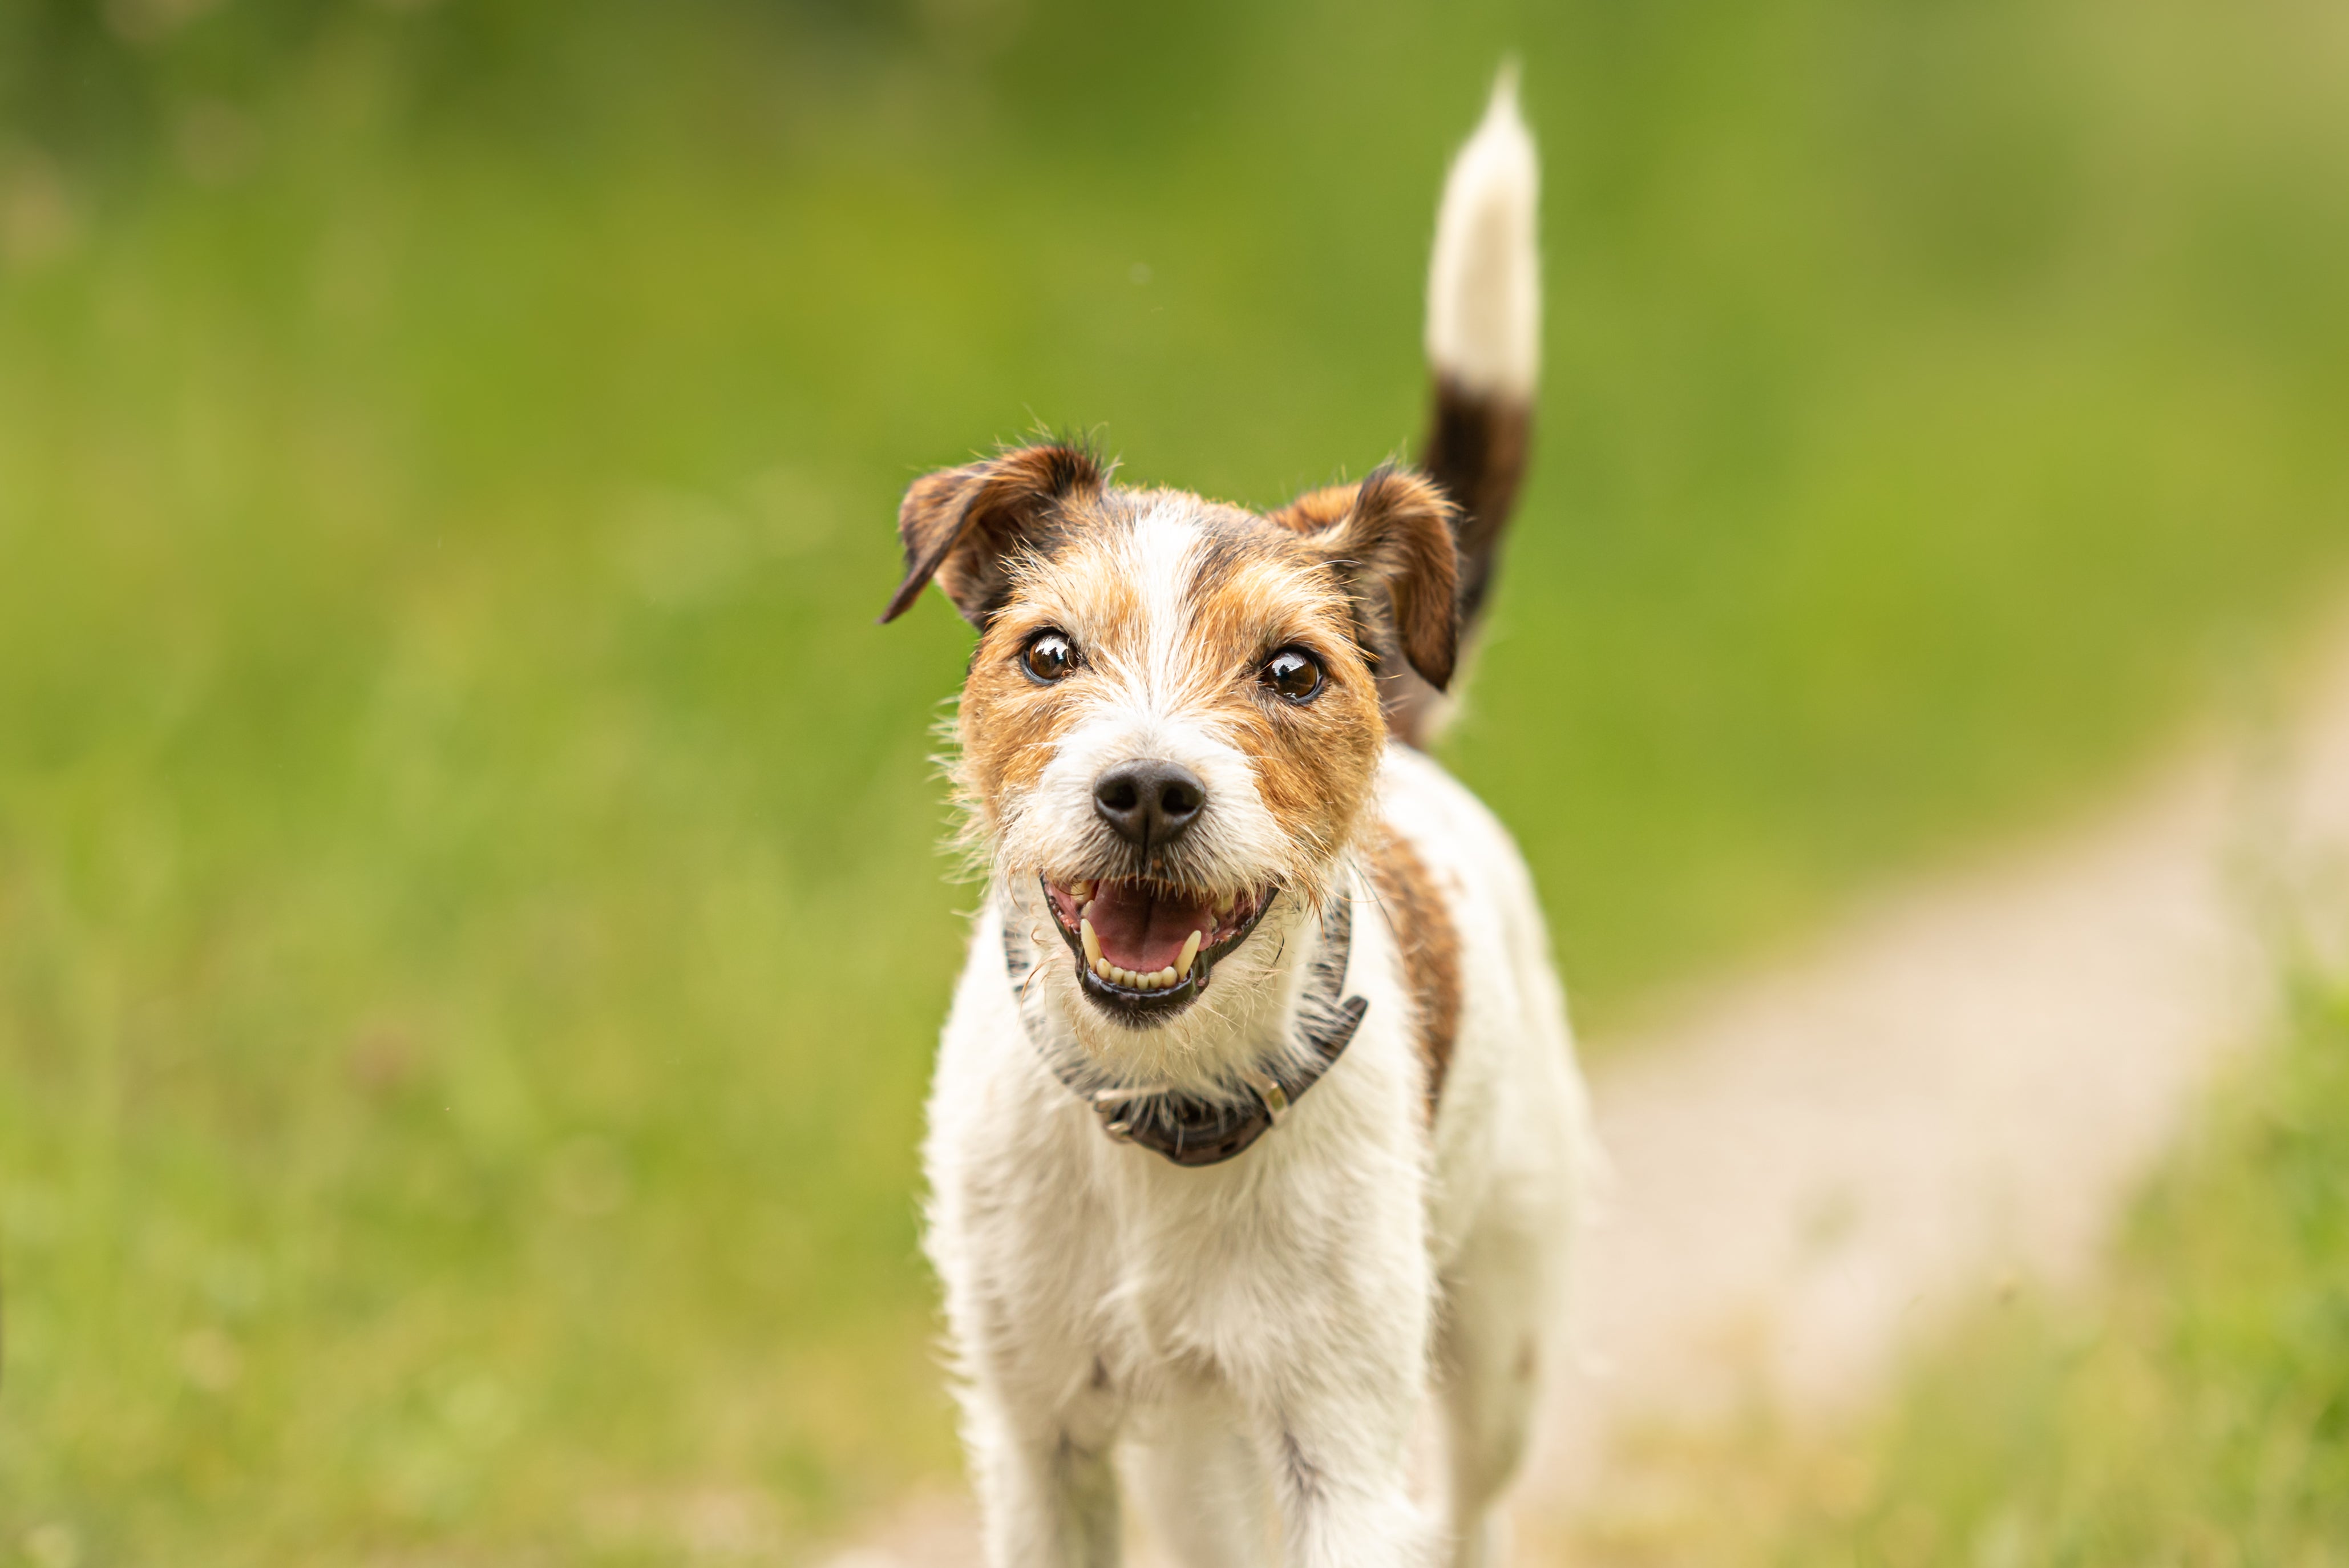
[1425,66,1541,398]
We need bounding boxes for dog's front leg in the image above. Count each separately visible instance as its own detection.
[968,1396,1122,1568]
[1260,1393,1435,1568]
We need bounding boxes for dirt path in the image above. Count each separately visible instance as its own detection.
[824,620,2349,1568]
[1514,621,2349,1547]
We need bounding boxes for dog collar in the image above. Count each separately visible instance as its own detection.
[1000,883,1369,1167]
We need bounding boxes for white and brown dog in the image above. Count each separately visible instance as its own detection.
[880,75,1591,1568]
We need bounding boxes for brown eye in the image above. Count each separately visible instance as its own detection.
[1021,630,1078,684]
[1261,647,1325,704]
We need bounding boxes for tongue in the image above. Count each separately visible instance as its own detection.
[1089,882,1215,973]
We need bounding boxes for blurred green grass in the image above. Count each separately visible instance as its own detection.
[2,0,2348,1559]
[1576,966,2349,1567]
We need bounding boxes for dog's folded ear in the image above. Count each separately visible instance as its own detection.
[1290,467,1461,691]
[879,444,1105,627]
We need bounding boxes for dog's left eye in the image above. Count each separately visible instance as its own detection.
[1260,647,1325,704]
[1021,630,1078,684]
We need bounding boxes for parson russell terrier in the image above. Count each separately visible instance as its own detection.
[879,74,1593,1568]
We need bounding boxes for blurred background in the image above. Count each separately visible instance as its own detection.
[2,0,2347,1562]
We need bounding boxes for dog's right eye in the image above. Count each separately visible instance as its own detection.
[1021,631,1078,684]
[1260,646,1325,704]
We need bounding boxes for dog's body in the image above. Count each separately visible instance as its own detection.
[887,78,1590,1568]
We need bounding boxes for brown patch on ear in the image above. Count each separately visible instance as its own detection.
[1273,467,1461,691]
[879,443,1105,626]
[1366,822,1463,1119]
[1264,483,1357,538]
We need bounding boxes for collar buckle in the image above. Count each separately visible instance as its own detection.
[1237,1066,1291,1124]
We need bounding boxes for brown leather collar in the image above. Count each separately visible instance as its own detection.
[1001,885,1369,1167]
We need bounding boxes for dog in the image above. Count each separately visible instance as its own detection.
[880,72,1591,1568]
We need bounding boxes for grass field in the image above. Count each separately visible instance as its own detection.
[1579,962,2349,1567]
[5,1,2349,1559]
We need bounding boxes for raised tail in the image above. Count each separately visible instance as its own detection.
[1388,68,1541,747]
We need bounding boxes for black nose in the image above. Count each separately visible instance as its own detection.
[1093,760,1206,850]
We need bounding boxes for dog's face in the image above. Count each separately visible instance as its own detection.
[883,444,1458,1033]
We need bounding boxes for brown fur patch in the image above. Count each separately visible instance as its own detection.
[948,491,1389,879]
[1181,534,1385,874]
[883,443,1105,626]
[951,496,1141,825]
[1366,823,1462,1117]
[1421,377,1531,632]
[1264,389,1533,750]
[1369,381,1533,746]
[1267,470,1463,749]
[1325,468,1460,692]
[1264,484,1356,538]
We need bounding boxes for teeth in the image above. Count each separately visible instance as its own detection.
[1080,900,1093,923]
[1215,890,1235,916]
[1083,946,1194,994]
[1069,879,1095,900]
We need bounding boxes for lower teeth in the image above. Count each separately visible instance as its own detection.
[1091,955,1190,992]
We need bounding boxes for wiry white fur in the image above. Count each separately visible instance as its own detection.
[925,749,1587,1567]
[1425,68,1541,398]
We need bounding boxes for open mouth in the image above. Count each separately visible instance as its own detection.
[1038,874,1277,1022]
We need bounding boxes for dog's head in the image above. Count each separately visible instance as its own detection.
[882,442,1458,1034]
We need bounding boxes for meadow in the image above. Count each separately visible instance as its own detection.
[3,0,2349,1559]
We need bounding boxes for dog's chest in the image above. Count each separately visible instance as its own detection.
[952,1009,1430,1396]
[1150,1191,1420,1413]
